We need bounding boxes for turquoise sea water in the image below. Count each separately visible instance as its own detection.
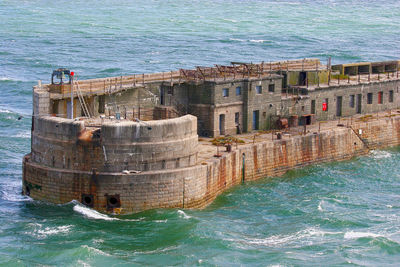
[1,0,400,265]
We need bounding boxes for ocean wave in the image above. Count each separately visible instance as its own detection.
[72,202,142,221]
[177,209,191,219]
[228,38,245,42]
[73,204,119,221]
[249,39,272,43]
[153,219,168,223]
[81,245,111,257]
[344,231,381,239]
[318,200,324,211]
[231,228,341,247]
[1,190,33,202]
[13,130,30,139]
[0,108,14,114]
[26,223,72,238]
[369,150,392,159]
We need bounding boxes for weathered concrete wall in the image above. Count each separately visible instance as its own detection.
[351,115,400,149]
[24,116,400,214]
[31,115,198,173]
[309,80,400,121]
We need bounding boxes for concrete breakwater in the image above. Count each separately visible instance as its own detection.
[23,113,400,214]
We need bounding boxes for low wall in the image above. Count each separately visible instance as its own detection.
[23,116,400,214]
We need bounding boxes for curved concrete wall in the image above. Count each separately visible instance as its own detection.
[31,115,198,172]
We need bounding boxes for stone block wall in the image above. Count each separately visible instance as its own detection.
[23,116,400,214]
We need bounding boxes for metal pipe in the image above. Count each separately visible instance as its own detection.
[70,75,74,119]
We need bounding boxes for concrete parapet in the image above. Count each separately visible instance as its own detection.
[31,115,198,172]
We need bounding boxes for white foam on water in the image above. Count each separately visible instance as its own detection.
[13,130,30,139]
[135,245,178,255]
[370,150,392,159]
[177,209,191,219]
[222,18,238,23]
[73,204,118,221]
[26,223,72,238]
[1,190,32,202]
[344,231,381,239]
[249,39,271,43]
[37,225,71,236]
[318,200,324,211]
[72,202,142,221]
[76,260,92,267]
[0,108,13,114]
[229,38,245,42]
[81,245,111,257]
[387,205,393,208]
[153,219,168,223]
[0,77,13,81]
[233,228,341,247]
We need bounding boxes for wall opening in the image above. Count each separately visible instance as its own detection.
[219,114,225,135]
[81,194,94,207]
[358,65,370,74]
[160,88,165,105]
[336,96,342,117]
[367,93,373,104]
[350,95,355,108]
[252,110,259,130]
[356,94,362,114]
[299,72,307,86]
[378,91,383,104]
[98,95,105,114]
[311,100,316,114]
[106,194,121,210]
[235,112,240,134]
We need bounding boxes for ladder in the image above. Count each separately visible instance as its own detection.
[73,78,91,118]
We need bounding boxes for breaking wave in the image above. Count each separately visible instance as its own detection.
[73,204,119,221]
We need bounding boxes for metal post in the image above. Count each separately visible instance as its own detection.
[70,75,74,119]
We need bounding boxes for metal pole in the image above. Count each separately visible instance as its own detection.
[70,75,74,119]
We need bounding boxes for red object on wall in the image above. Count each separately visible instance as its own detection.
[322,102,327,111]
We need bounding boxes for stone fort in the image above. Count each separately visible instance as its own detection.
[23,58,400,214]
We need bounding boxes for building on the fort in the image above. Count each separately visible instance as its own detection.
[44,58,400,137]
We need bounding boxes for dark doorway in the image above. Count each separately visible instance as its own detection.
[356,94,362,114]
[299,72,307,86]
[160,88,165,105]
[282,73,288,89]
[252,110,259,130]
[219,114,225,135]
[336,96,342,117]
[311,99,316,114]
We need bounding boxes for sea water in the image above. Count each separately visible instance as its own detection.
[1,0,400,265]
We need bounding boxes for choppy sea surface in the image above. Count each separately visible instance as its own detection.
[1,0,400,265]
